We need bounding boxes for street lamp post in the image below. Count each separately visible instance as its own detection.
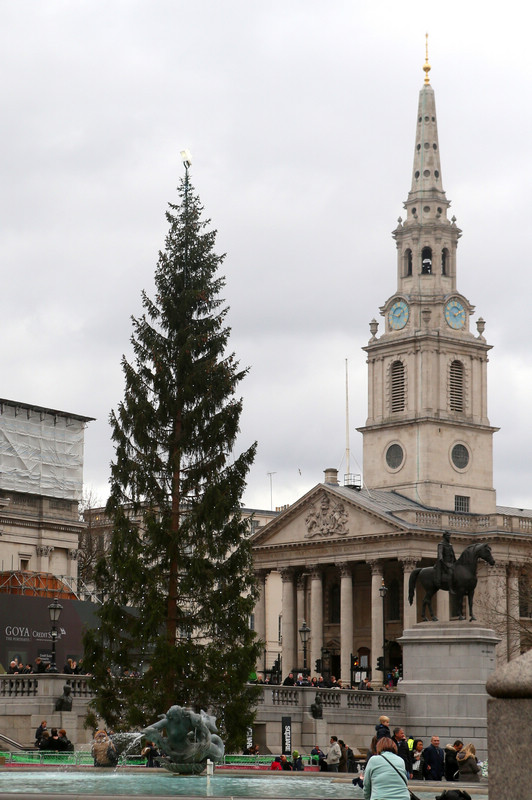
[379,579,387,685]
[48,596,63,674]
[298,620,311,674]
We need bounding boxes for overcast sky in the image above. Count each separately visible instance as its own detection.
[2,1,532,512]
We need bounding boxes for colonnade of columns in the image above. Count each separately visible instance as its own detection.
[255,557,423,680]
[254,556,526,676]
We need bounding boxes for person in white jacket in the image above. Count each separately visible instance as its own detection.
[327,736,342,772]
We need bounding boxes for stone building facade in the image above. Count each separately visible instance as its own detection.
[0,399,93,585]
[251,60,532,682]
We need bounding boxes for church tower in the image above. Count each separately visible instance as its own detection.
[359,46,498,514]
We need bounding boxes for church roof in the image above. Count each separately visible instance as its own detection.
[330,485,426,515]
[496,505,532,518]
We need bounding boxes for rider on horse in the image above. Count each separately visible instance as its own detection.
[434,531,456,592]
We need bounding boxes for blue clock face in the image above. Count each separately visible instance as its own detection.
[389,300,409,330]
[445,298,466,329]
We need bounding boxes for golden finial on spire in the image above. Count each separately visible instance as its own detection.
[423,32,431,84]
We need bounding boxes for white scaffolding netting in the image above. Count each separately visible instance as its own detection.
[0,405,85,501]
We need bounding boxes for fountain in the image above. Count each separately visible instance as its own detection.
[142,704,225,774]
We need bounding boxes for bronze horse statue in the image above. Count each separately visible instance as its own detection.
[408,542,495,622]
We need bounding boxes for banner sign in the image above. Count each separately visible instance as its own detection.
[281,716,291,756]
[0,594,100,673]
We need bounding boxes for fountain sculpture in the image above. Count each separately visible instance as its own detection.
[143,705,225,774]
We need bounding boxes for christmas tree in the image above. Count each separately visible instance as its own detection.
[83,159,260,751]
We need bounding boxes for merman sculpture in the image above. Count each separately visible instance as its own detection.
[142,705,225,774]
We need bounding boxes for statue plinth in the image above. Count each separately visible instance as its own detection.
[398,622,500,760]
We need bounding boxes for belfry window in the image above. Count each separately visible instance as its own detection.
[421,247,432,273]
[449,360,464,412]
[404,249,413,276]
[441,247,449,275]
[390,361,405,413]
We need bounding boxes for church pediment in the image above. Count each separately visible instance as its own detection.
[251,484,404,549]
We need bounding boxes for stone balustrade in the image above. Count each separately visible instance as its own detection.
[0,676,406,754]
[256,685,406,753]
[0,674,94,699]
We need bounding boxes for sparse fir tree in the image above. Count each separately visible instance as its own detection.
[83,163,260,751]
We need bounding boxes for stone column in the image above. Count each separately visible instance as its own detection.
[67,548,79,579]
[296,572,306,669]
[36,545,53,572]
[507,562,521,660]
[280,568,296,674]
[309,567,323,673]
[400,557,418,630]
[339,562,353,684]
[368,560,384,680]
[253,570,268,670]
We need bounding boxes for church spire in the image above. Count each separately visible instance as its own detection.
[392,44,461,294]
[423,32,431,85]
[360,52,497,516]
[408,41,446,213]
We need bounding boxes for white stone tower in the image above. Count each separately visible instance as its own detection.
[359,45,498,514]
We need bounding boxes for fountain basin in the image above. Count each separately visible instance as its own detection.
[0,768,490,800]
[0,769,366,798]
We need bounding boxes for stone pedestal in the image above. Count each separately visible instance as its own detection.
[486,647,532,800]
[398,622,500,759]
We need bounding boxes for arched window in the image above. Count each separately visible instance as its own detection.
[329,583,341,624]
[421,246,432,274]
[449,360,464,412]
[404,249,413,276]
[441,247,449,275]
[390,361,405,413]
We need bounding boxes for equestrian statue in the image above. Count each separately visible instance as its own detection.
[408,532,495,622]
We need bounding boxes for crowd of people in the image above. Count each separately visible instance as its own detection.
[266,713,483,794]
[7,656,87,675]
[272,672,380,690]
[34,721,74,752]
[253,669,402,691]
[364,716,482,784]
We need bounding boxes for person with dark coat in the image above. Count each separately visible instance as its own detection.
[35,720,47,746]
[141,741,159,767]
[456,743,481,782]
[423,735,445,781]
[292,750,303,771]
[38,731,51,750]
[280,754,292,770]
[411,739,424,781]
[282,672,295,686]
[375,715,391,740]
[444,740,463,781]
[58,729,74,752]
[392,727,413,778]
[47,728,61,751]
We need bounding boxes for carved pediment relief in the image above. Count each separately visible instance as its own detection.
[305,492,348,539]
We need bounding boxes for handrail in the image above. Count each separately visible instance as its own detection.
[0,733,30,750]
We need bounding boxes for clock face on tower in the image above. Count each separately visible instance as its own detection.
[445,298,466,329]
[389,300,409,330]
